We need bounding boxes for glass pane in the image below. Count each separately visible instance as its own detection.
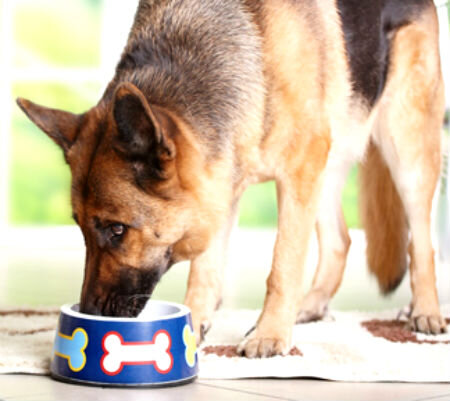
[342,166,360,228]
[238,174,360,229]
[4,253,83,305]
[14,81,101,113]
[239,182,278,227]
[13,0,103,68]
[10,82,102,225]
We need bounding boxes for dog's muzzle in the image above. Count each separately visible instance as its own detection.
[80,255,173,318]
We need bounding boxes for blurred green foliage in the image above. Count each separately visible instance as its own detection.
[10,82,101,225]
[238,182,277,227]
[10,115,72,225]
[13,0,102,67]
[10,0,103,226]
[9,0,363,227]
[238,168,360,228]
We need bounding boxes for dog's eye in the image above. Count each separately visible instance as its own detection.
[109,223,126,237]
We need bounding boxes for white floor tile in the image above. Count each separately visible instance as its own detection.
[199,379,450,401]
[0,374,279,401]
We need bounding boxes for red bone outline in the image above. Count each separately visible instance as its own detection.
[100,330,173,376]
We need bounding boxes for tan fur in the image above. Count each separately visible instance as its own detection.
[235,1,335,356]
[359,141,409,294]
[372,8,446,333]
[16,0,446,356]
[296,5,445,334]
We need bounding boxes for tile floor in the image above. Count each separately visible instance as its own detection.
[1,227,450,400]
[1,374,450,401]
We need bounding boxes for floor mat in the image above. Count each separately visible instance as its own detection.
[1,306,449,382]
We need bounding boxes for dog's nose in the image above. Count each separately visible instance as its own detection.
[79,298,102,316]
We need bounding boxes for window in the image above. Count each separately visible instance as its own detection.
[0,0,449,235]
[0,0,139,233]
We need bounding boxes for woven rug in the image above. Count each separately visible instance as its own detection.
[1,306,449,382]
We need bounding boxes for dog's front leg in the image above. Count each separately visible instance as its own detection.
[184,201,238,344]
[238,136,329,358]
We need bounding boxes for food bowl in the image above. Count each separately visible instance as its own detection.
[50,301,198,387]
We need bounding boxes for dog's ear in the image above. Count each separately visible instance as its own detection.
[112,83,176,181]
[16,98,82,154]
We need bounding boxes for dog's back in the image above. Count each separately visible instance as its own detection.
[337,0,434,107]
[105,0,265,155]
[104,0,438,158]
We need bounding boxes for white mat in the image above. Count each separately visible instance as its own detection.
[200,307,450,382]
[0,307,59,374]
[1,306,449,382]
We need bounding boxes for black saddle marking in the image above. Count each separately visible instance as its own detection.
[337,0,431,107]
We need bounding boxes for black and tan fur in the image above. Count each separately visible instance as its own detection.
[18,0,446,357]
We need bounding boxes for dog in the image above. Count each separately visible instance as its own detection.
[17,0,446,358]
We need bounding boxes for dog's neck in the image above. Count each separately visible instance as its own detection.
[101,0,265,167]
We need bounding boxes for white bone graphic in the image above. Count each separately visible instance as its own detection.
[101,330,173,375]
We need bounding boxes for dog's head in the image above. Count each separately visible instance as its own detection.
[17,82,230,317]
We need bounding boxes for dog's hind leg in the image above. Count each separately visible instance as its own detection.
[184,200,239,344]
[374,11,446,334]
[296,162,351,323]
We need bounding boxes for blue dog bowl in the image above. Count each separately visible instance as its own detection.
[50,301,198,387]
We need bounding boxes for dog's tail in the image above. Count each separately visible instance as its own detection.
[359,141,409,294]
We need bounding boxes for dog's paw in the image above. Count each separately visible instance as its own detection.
[408,300,447,334]
[187,305,211,345]
[237,336,289,358]
[296,288,330,323]
[397,303,412,321]
[185,298,216,345]
[408,314,447,335]
[237,327,290,358]
[199,320,212,343]
[191,319,211,345]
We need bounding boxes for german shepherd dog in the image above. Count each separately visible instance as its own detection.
[18,0,446,357]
